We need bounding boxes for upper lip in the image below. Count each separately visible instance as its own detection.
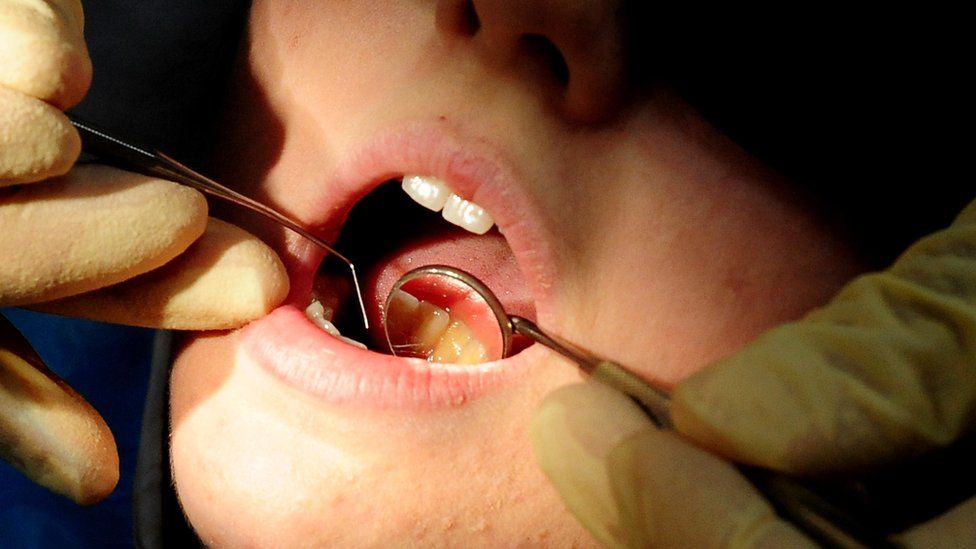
[281,119,557,325]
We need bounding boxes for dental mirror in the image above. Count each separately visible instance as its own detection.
[383,265,672,427]
[384,265,508,365]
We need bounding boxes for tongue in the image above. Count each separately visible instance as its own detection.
[364,227,535,337]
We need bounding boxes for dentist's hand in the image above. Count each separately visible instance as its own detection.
[532,199,976,547]
[0,0,287,503]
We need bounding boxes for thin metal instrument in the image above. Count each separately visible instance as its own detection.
[67,114,369,330]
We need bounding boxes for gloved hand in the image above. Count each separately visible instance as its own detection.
[1,0,287,503]
[532,199,976,547]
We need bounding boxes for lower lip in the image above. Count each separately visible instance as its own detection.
[240,305,530,409]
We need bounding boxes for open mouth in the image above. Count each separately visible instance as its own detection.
[308,175,535,362]
[237,129,554,409]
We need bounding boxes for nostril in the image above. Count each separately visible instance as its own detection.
[437,0,481,37]
[519,34,570,87]
[459,0,481,35]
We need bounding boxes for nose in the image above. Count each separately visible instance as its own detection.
[436,0,628,122]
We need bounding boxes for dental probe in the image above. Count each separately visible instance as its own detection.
[67,114,370,330]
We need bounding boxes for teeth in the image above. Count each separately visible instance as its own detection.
[441,194,494,235]
[412,301,451,349]
[305,300,367,349]
[385,290,490,365]
[385,289,421,344]
[432,321,472,363]
[432,320,487,364]
[400,174,495,235]
[402,175,450,211]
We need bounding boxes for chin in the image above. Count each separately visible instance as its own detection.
[170,331,598,546]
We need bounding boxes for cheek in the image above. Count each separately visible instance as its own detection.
[170,335,596,546]
[543,136,862,387]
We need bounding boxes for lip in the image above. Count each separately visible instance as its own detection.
[241,305,539,409]
[239,120,558,409]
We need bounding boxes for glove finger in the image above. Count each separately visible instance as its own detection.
[0,0,90,109]
[893,494,976,547]
[532,381,814,548]
[531,381,656,547]
[674,198,976,475]
[0,313,118,504]
[0,85,79,185]
[955,194,976,224]
[607,427,815,548]
[32,218,290,330]
[0,164,208,307]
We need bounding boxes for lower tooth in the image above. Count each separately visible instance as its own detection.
[305,300,340,336]
[402,174,449,211]
[337,335,367,350]
[305,300,367,349]
[458,337,488,364]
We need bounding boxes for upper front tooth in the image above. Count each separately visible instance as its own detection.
[402,174,450,211]
[401,174,495,235]
[442,194,493,235]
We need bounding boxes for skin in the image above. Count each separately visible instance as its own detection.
[170,1,866,546]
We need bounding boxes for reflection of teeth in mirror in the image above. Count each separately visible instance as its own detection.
[433,320,488,364]
[400,174,494,235]
[433,320,471,363]
[388,290,490,365]
[304,300,367,349]
[385,288,420,341]
[305,300,337,334]
[412,301,451,350]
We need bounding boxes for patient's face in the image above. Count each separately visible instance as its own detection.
[169,1,863,545]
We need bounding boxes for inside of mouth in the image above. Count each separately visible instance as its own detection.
[312,179,534,364]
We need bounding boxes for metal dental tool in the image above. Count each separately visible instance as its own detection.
[383,265,900,549]
[68,114,369,330]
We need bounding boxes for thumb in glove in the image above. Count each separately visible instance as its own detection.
[532,381,814,548]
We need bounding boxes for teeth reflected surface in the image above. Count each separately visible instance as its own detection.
[304,300,367,349]
[433,320,487,364]
[400,174,495,235]
[412,301,451,350]
[441,194,493,235]
[401,175,449,211]
[386,289,489,365]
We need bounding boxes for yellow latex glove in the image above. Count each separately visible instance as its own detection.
[1,0,287,503]
[532,199,976,547]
